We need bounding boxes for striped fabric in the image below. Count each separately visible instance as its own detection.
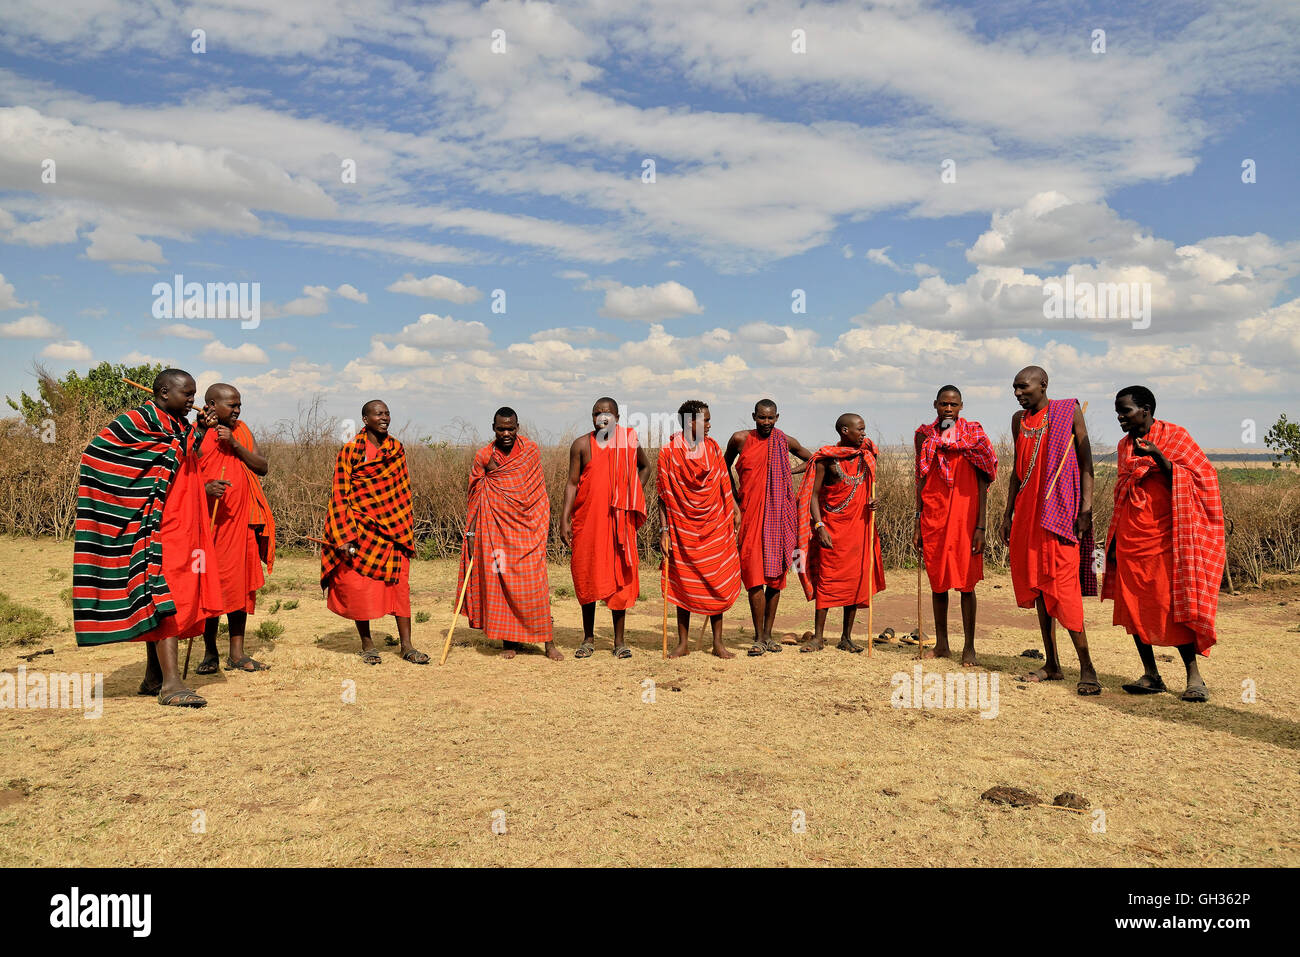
[657,432,741,614]
[72,400,190,645]
[321,433,414,586]
[761,427,798,579]
[459,436,553,642]
[915,417,998,485]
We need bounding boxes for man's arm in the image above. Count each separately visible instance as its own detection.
[787,433,813,474]
[1074,403,1094,540]
[1000,412,1022,545]
[636,444,651,487]
[811,461,832,548]
[724,430,745,504]
[912,432,925,550]
[973,471,989,555]
[219,424,269,475]
[559,436,585,547]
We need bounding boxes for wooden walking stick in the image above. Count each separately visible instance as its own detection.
[661,545,670,659]
[440,535,474,666]
[916,558,926,661]
[122,377,153,395]
[865,471,876,659]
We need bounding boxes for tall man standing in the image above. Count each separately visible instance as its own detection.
[196,383,276,675]
[913,385,998,666]
[795,414,885,653]
[1104,386,1225,702]
[322,400,428,665]
[658,400,741,659]
[561,397,649,659]
[461,408,562,660]
[725,399,812,657]
[998,366,1100,695]
[73,368,222,707]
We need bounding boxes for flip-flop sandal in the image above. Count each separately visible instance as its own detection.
[158,689,207,708]
[1180,686,1209,703]
[225,655,270,672]
[401,648,430,665]
[760,636,783,653]
[899,631,920,645]
[875,628,896,644]
[195,657,220,675]
[574,642,595,659]
[612,645,632,659]
[358,648,382,665]
[138,679,161,697]
[1077,680,1103,696]
[1121,675,1166,695]
[747,643,766,656]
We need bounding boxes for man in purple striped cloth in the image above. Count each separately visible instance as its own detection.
[726,400,812,656]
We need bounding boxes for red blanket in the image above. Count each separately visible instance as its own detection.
[657,433,741,615]
[796,441,885,606]
[321,433,414,586]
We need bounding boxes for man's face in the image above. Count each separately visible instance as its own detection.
[753,406,778,437]
[934,391,963,422]
[494,415,519,450]
[1013,372,1045,409]
[207,390,241,426]
[592,402,618,439]
[161,376,197,416]
[684,407,711,441]
[364,402,391,436]
[1115,395,1149,434]
[839,416,865,448]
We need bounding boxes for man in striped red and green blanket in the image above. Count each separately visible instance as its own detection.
[73,369,223,707]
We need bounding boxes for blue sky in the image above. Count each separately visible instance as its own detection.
[1,0,1298,451]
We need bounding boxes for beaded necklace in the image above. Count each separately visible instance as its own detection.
[822,456,865,513]
[1018,407,1048,488]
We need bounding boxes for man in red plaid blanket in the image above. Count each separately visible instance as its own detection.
[1104,386,1225,702]
[460,408,562,660]
[999,367,1101,695]
[725,399,812,657]
[321,399,428,665]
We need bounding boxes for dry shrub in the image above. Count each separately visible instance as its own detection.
[0,406,1296,586]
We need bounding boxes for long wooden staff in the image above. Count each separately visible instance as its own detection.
[916,558,925,661]
[865,470,876,659]
[1043,401,1090,498]
[661,544,670,659]
[440,537,474,666]
[122,377,152,394]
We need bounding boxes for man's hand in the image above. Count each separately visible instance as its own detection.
[732,506,742,535]
[560,519,573,548]
[215,424,234,444]
[1076,508,1093,542]
[205,478,231,499]
[971,527,986,556]
[999,512,1013,546]
[816,525,833,549]
[912,515,921,550]
[341,539,360,557]
[197,405,218,429]
[659,529,672,555]
[1133,436,1170,470]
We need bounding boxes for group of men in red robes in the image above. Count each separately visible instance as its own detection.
[74,370,1227,705]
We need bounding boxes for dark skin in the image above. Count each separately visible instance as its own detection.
[998,368,1099,692]
[724,403,813,655]
[559,400,651,656]
[912,389,990,666]
[1111,394,1208,700]
[139,373,214,705]
[478,414,563,661]
[800,415,872,654]
[340,402,427,665]
[197,384,271,675]
[658,407,738,659]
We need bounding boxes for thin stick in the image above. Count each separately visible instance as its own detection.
[865,471,876,659]
[1043,401,1089,499]
[661,547,670,659]
[122,377,152,394]
[917,559,925,661]
[440,549,474,666]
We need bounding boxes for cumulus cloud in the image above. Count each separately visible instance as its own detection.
[386,273,482,303]
[201,340,270,364]
[0,273,24,310]
[0,314,61,338]
[375,312,493,350]
[265,284,367,318]
[159,322,214,340]
[41,339,91,360]
[591,280,703,321]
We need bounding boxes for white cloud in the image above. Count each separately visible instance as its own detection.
[0,273,24,310]
[121,350,171,365]
[591,280,703,321]
[41,339,91,360]
[159,323,214,341]
[84,226,164,263]
[386,273,481,303]
[376,312,492,350]
[0,313,61,338]
[266,283,370,317]
[334,283,368,303]
[201,340,270,364]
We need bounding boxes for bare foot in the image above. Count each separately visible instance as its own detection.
[668,641,690,659]
[922,646,951,659]
[501,640,517,660]
[961,647,979,667]
[544,642,564,661]
[800,635,825,653]
[712,642,735,659]
[1018,667,1064,682]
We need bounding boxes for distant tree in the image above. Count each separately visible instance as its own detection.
[1265,414,1300,468]
[5,361,166,425]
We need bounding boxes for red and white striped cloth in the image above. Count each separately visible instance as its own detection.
[657,432,741,615]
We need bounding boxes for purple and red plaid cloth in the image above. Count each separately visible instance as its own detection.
[1038,398,1096,597]
[761,428,798,580]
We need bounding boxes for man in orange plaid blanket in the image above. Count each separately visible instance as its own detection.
[321,399,428,665]
[195,383,276,675]
[460,408,562,661]
[1104,386,1225,702]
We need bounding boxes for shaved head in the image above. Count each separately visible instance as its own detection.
[205,382,239,404]
[835,413,864,433]
[755,398,778,414]
[152,368,193,396]
[1016,365,1048,387]
[593,396,618,411]
[362,399,386,417]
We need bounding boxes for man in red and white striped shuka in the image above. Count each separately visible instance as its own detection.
[459,408,561,660]
[1105,386,1225,703]
[657,400,742,659]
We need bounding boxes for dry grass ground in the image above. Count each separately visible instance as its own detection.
[1,536,1297,867]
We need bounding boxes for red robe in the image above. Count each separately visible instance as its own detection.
[198,428,265,615]
[570,428,646,610]
[797,444,886,609]
[735,430,790,590]
[1102,420,1224,655]
[1010,406,1083,631]
[325,438,411,620]
[657,433,741,615]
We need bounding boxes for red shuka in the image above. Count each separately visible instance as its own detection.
[657,433,741,615]
[735,430,790,590]
[796,443,886,609]
[1102,420,1225,655]
[570,428,646,610]
[198,427,265,615]
[1009,406,1083,631]
[915,418,997,593]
